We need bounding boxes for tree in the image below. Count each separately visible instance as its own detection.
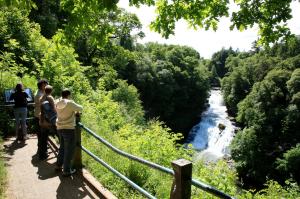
[231,67,300,185]
[207,48,237,86]
[3,0,297,46]
[276,144,300,183]
[132,43,210,135]
[129,0,297,45]
[266,36,300,58]
[0,7,47,75]
[28,0,69,39]
[222,53,280,115]
[113,9,145,50]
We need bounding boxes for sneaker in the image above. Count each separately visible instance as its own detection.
[63,169,76,177]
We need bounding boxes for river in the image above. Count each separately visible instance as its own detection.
[186,89,236,162]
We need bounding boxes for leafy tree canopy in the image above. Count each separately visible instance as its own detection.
[144,0,296,45]
[2,0,298,45]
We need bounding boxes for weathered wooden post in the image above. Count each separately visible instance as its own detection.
[170,159,192,199]
[73,113,82,170]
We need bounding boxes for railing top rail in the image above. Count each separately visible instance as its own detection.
[78,122,174,175]
[0,103,35,108]
[191,179,234,199]
[81,145,156,199]
[78,122,235,199]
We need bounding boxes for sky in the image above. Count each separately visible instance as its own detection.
[118,1,300,59]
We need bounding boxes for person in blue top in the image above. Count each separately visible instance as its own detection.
[9,83,29,141]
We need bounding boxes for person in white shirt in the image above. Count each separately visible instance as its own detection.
[34,79,48,149]
[55,89,82,176]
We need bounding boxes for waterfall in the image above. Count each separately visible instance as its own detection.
[186,89,236,162]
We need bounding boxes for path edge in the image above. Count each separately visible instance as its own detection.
[48,137,117,199]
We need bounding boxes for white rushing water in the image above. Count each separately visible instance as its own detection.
[186,89,236,162]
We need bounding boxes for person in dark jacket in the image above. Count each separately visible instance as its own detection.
[9,83,29,141]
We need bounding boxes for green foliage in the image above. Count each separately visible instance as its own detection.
[252,180,300,199]
[78,85,188,197]
[266,36,300,59]
[207,48,237,82]
[109,0,297,45]
[113,9,145,50]
[230,0,293,45]
[0,0,35,13]
[287,68,300,96]
[222,54,281,115]
[231,127,266,183]
[39,36,92,96]
[221,38,300,188]
[2,0,297,45]
[0,71,37,134]
[110,80,145,125]
[0,6,49,77]
[221,68,251,115]
[118,121,189,165]
[28,0,68,39]
[192,161,239,198]
[276,144,300,183]
[81,41,210,136]
[132,43,210,135]
[229,64,299,186]
[81,98,247,198]
[58,0,115,44]
[149,0,229,38]
[1,3,299,199]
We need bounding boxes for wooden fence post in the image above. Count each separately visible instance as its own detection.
[170,159,192,199]
[73,113,82,170]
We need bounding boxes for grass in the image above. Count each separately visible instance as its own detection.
[0,137,7,199]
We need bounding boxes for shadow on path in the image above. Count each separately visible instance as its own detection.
[31,153,58,180]
[3,138,27,165]
[56,174,99,199]
[31,154,97,198]
[3,138,27,155]
[30,139,99,199]
[4,135,103,199]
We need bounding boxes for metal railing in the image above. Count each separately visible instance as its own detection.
[74,118,235,199]
[0,103,36,136]
[0,103,35,108]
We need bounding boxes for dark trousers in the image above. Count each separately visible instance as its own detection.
[34,117,41,152]
[39,127,49,159]
[56,129,76,173]
[13,107,27,138]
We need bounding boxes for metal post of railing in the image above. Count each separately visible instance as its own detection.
[73,113,82,170]
[170,159,192,199]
